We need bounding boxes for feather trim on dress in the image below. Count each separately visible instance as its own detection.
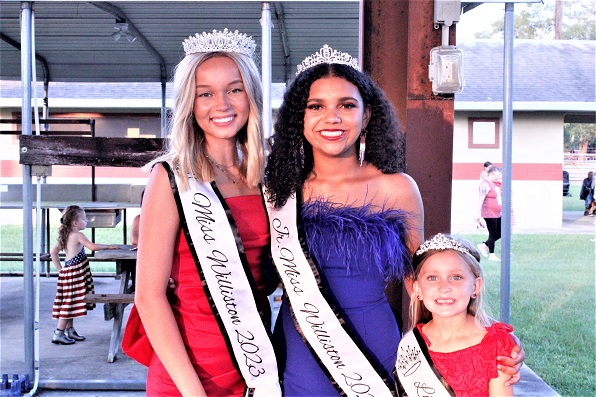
[302,200,412,280]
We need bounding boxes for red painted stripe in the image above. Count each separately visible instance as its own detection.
[453,163,562,181]
[2,160,563,181]
[0,160,22,177]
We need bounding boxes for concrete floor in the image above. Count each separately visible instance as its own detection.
[1,276,147,396]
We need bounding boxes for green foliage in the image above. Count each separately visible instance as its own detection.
[564,123,596,152]
[459,233,595,397]
[562,1,596,40]
[477,0,595,40]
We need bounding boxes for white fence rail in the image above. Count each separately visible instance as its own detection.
[564,153,596,182]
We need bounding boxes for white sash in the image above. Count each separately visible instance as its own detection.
[264,189,395,397]
[175,173,281,397]
[396,330,455,397]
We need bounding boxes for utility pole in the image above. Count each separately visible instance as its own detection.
[554,0,563,39]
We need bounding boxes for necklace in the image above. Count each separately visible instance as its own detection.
[205,154,243,185]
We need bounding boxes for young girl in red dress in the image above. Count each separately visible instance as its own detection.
[398,234,517,397]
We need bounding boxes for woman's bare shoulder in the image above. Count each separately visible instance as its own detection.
[377,172,421,203]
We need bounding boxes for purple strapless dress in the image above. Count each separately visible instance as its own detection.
[276,200,412,397]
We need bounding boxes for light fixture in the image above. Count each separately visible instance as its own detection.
[111,20,136,43]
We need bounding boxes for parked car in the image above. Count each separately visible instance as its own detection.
[563,170,570,196]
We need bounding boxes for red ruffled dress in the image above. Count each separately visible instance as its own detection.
[417,322,516,397]
[146,195,272,397]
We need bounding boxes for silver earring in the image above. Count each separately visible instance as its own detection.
[358,129,367,166]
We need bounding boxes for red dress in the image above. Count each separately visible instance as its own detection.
[146,195,271,397]
[417,322,516,397]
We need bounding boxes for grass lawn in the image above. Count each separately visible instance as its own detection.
[564,183,586,211]
[0,224,126,273]
[1,224,595,396]
[459,233,595,397]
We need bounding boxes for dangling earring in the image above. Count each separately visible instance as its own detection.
[358,129,367,166]
[299,140,305,168]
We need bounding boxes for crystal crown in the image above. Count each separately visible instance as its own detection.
[183,28,256,57]
[296,44,360,76]
[415,233,471,257]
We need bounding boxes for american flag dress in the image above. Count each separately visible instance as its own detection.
[52,247,95,319]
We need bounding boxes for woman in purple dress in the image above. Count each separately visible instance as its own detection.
[264,45,423,396]
[264,45,524,396]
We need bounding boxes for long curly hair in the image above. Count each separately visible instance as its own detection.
[147,51,264,190]
[56,205,84,251]
[264,63,406,208]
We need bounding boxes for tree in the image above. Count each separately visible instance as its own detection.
[564,123,596,153]
[476,0,595,40]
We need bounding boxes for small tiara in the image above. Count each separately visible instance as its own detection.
[296,44,360,76]
[182,28,256,57]
[415,233,471,256]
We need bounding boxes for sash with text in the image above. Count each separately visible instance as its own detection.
[175,172,281,397]
[395,329,455,397]
[264,189,396,397]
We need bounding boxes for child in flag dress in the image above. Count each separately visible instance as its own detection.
[49,205,117,345]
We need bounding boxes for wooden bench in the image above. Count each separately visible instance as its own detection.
[14,136,161,363]
[84,292,136,363]
[84,293,135,305]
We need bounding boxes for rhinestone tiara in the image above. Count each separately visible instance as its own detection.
[182,28,256,57]
[415,233,471,257]
[296,44,360,76]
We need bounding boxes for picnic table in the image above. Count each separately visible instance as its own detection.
[88,245,136,362]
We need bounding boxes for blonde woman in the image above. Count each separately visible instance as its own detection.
[133,30,280,397]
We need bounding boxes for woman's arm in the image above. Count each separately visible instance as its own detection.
[384,173,424,254]
[497,334,526,386]
[382,173,424,295]
[476,182,490,227]
[135,164,207,397]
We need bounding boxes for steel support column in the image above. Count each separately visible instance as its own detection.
[20,1,35,379]
[261,2,272,139]
[363,0,454,237]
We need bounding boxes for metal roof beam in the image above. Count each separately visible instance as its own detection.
[0,32,50,82]
[272,2,291,82]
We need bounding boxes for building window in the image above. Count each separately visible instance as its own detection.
[468,118,500,148]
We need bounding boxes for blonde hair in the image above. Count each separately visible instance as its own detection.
[148,51,264,190]
[56,205,85,251]
[410,234,495,329]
